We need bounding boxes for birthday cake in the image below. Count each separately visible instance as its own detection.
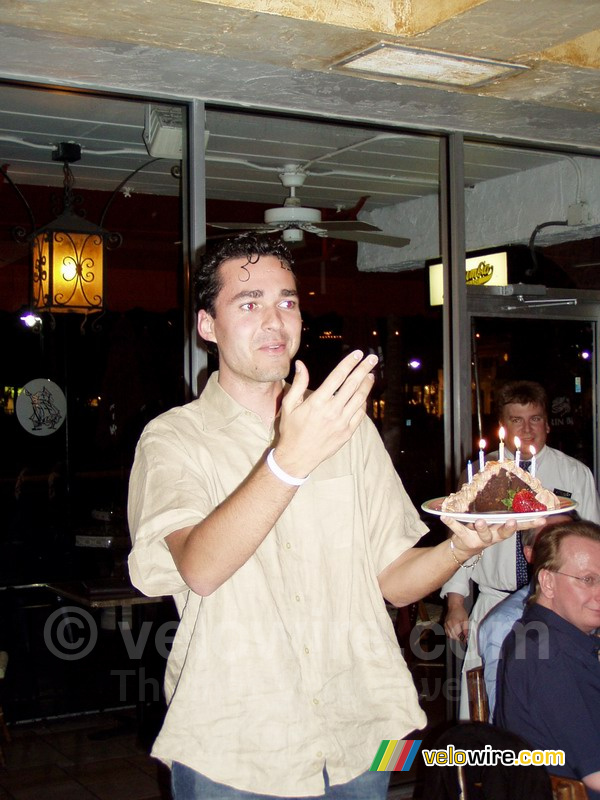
[442,460,560,514]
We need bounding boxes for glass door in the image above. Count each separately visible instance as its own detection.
[461,138,600,487]
[466,288,600,483]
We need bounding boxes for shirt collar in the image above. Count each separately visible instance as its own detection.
[504,444,547,461]
[524,602,600,658]
[199,371,286,433]
[200,372,254,431]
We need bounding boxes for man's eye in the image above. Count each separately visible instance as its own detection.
[582,575,600,587]
[241,302,257,311]
[279,300,296,309]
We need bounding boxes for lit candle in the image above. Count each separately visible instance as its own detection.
[498,426,505,462]
[467,459,473,483]
[479,439,486,472]
[530,445,536,477]
[514,436,521,468]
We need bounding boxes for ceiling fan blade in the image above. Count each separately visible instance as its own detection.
[208,221,275,231]
[322,229,410,247]
[316,220,385,233]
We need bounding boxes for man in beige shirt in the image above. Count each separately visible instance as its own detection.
[128,233,530,800]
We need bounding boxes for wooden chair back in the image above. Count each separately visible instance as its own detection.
[463,668,589,799]
[466,665,489,723]
[0,651,9,768]
[550,774,589,800]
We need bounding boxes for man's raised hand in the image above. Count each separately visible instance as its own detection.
[275,350,378,478]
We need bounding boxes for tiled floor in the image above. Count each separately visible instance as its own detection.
[0,710,171,800]
[0,688,446,800]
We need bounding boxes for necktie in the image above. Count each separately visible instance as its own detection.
[515,460,532,589]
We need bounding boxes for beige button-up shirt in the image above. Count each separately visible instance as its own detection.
[128,373,428,796]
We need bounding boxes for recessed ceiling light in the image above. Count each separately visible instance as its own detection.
[332,43,529,88]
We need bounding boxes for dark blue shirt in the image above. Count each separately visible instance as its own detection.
[496,603,600,799]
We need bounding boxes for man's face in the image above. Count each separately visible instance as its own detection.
[542,535,600,634]
[500,402,550,458]
[197,254,302,391]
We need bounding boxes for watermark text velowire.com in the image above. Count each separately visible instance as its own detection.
[421,745,565,768]
[370,740,565,772]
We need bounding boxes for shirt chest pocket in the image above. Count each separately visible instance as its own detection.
[301,474,356,558]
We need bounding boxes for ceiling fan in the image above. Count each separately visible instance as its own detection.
[208,164,410,247]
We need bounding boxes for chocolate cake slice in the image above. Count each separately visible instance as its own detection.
[467,468,530,512]
[442,460,559,513]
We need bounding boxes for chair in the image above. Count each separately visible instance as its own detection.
[466,665,490,722]
[549,774,589,800]
[0,651,9,768]
[421,721,553,799]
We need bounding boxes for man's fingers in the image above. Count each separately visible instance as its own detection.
[317,350,377,400]
[473,519,494,545]
[443,516,520,549]
[283,360,309,411]
[445,621,469,641]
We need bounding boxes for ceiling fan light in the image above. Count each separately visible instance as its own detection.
[282,229,304,243]
[265,206,321,225]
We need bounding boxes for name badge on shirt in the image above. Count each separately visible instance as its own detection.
[554,488,572,499]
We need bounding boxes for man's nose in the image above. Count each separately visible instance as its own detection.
[262,306,283,329]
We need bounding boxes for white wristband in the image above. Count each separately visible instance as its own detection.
[266,449,308,486]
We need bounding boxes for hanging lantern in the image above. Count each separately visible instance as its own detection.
[29,143,111,314]
[4,141,162,322]
[32,210,105,314]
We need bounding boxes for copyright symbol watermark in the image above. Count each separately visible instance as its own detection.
[43,606,98,661]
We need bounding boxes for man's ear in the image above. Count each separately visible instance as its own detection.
[523,545,534,563]
[198,310,216,343]
[538,568,556,600]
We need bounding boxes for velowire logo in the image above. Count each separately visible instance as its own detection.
[369,739,422,772]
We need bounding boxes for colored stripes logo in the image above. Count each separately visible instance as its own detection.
[370,739,422,772]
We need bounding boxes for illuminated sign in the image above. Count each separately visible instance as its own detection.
[429,251,508,305]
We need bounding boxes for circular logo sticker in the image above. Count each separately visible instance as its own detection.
[16,378,67,436]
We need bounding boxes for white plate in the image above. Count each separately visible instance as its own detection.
[421,496,577,524]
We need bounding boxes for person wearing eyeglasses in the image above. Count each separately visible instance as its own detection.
[495,520,600,798]
[442,380,600,719]
[478,514,574,719]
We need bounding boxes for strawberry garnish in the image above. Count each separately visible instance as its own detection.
[511,489,547,513]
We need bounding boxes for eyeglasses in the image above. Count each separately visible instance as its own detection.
[553,571,600,588]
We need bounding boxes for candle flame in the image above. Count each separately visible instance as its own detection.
[499,426,505,440]
[514,436,521,449]
[479,439,486,450]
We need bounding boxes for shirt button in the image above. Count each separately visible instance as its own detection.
[285,542,292,549]
[317,751,323,758]
[313,698,319,705]
[295,594,301,602]
[304,646,310,654]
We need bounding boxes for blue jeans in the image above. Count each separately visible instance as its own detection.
[171,762,390,800]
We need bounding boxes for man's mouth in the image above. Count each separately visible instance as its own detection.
[260,342,286,353]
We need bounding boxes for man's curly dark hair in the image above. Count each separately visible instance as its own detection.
[194,233,295,316]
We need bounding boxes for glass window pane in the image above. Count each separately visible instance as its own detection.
[205,109,443,508]
[0,85,186,585]
[463,140,600,476]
